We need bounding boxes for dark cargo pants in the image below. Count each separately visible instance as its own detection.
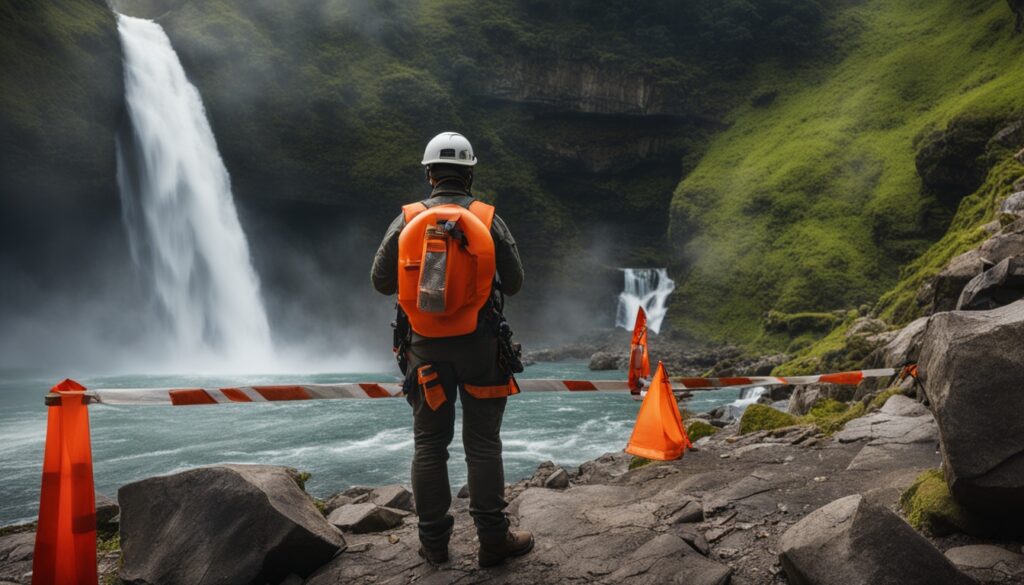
[406,335,511,549]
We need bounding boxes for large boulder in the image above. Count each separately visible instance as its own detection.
[957,255,1024,310]
[779,494,975,585]
[118,465,345,585]
[918,301,1024,515]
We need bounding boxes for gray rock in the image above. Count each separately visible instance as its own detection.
[957,255,1024,311]
[588,351,623,371]
[929,250,986,312]
[528,460,557,487]
[787,384,856,416]
[833,410,937,446]
[456,483,470,499]
[882,316,930,368]
[878,394,929,417]
[576,452,630,484]
[327,502,405,533]
[95,491,119,533]
[339,485,374,504]
[978,231,1024,265]
[322,493,354,515]
[779,494,975,585]
[515,486,732,584]
[676,523,710,555]
[369,484,414,512]
[118,465,344,585]
[603,533,731,585]
[0,531,34,585]
[1001,191,1024,216]
[918,301,1024,515]
[544,468,570,490]
[666,500,704,524]
[946,545,1024,583]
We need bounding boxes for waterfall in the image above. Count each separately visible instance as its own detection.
[615,268,675,334]
[733,386,768,408]
[115,14,273,366]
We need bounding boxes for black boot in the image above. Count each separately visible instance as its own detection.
[418,544,449,565]
[478,530,534,567]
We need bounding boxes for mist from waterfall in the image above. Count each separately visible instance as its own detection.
[115,14,274,370]
[614,268,675,334]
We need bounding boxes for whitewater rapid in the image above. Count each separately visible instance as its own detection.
[115,14,273,368]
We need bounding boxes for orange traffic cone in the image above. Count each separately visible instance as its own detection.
[32,379,97,585]
[627,307,651,395]
[625,362,692,461]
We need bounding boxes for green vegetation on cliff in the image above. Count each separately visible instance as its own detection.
[669,0,1024,347]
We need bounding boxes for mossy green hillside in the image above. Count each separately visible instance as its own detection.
[669,0,1024,345]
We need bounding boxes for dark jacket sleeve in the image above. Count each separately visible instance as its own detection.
[491,213,524,296]
[371,214,405,295]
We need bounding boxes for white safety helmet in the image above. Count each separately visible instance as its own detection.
[421,132,477,167]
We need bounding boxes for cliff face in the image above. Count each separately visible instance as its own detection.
[0,0,126,288]
[481,59,674,116]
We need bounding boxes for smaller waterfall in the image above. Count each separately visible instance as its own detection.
[615,268,675,334]
[115,14,273,367]
[731,386,768,409]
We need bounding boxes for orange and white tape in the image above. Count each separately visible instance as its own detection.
[90,379,647,406]
[675,368,899,389]
[84,367,908,406]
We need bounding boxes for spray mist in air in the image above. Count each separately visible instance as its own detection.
[615,268,675,334]
[115,14,274,368]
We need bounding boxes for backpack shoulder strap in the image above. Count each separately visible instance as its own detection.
[402,202,428,224]
[468,200,495,230]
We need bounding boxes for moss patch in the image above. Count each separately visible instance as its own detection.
[800,399,866,435]
[900,469,988,536]
[739,404,798,435]
[687,420,719,441]
[97,533,121,553]
[628,456,656,471]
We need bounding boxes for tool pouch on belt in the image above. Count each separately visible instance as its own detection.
[417,225,449,313]
[463,376,521,400]
[415,364,448,411]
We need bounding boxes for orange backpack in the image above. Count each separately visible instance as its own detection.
[397,200,496,338]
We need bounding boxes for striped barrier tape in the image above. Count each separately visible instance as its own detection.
[88,379,646,406]
[675,368,900,390]
[81,367,909,406]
